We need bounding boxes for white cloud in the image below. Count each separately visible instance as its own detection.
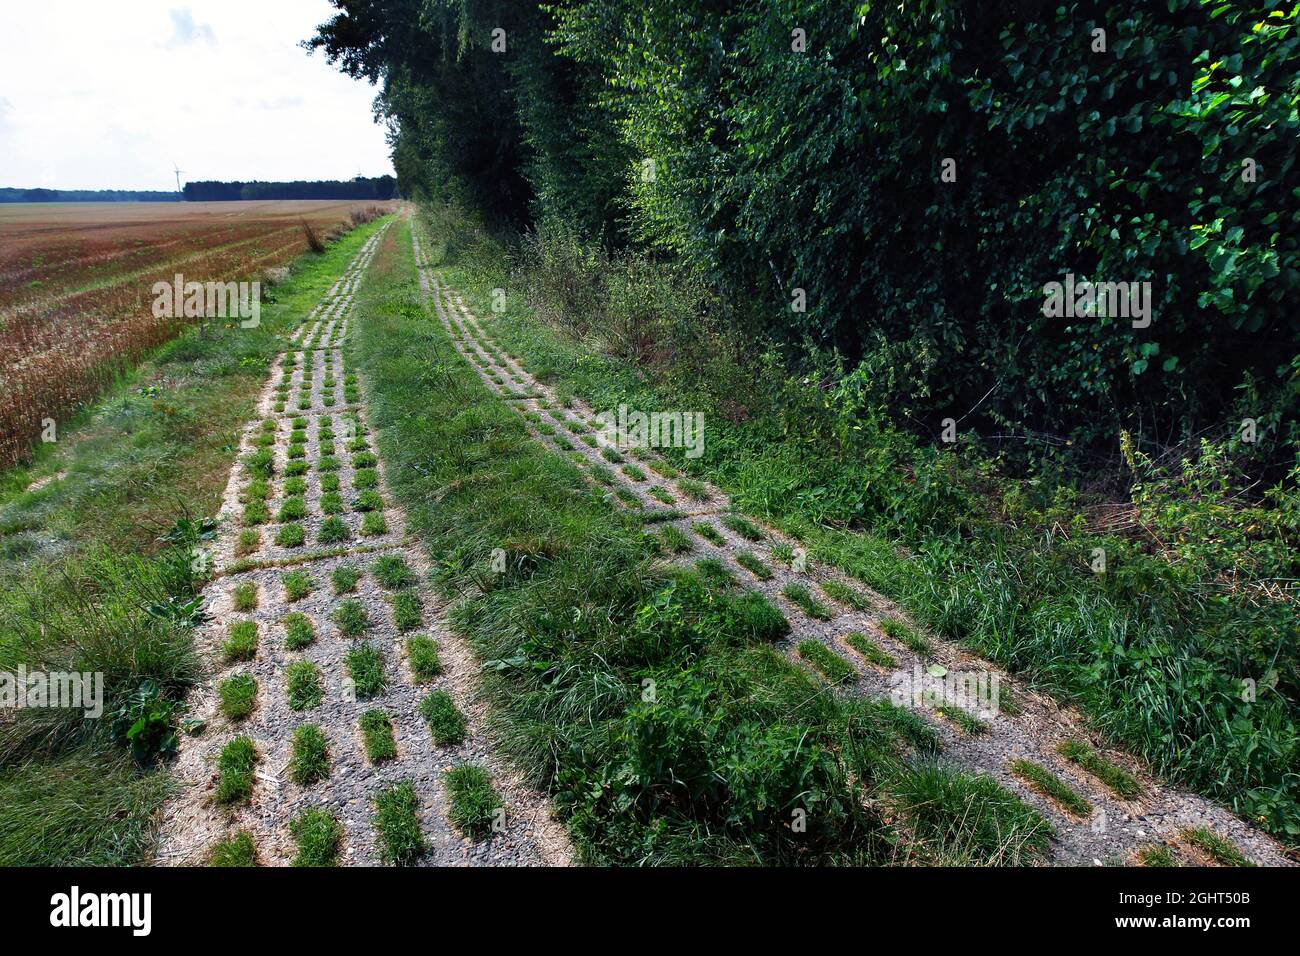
[164,8,216,48]
[0,0,393,190]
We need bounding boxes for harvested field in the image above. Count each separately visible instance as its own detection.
[0,200,395,467]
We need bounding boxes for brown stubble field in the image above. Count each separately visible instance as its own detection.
[0,200,393,467]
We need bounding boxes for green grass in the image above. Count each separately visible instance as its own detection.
[353,468,378,489]
[820,579,871,611]
[244,448,275,480]
[692,522,725,546]
[444,764,502,839]
[355,489,384,512]
[647,485,674,504]
[1057,740,1140,799]
[1181,827,1253,867]
[277,496,307,522]
[222,619,258,663]
[360,709,397,763]
[236,528,260,556]
[209,831,257,867]
[372,554,416,590]
[1008,760,1092,817]
[290,808,343,867]
[722,514,764,541]
[361,511,388,536]
[231,581,258,612]
[216,736,258,804]
[242,500,270,526]
[275,523,305,548]
[730,591,791,641]
[372,781,425,865]
[244,478,271,501]
[1136,844,1180,867]
[676,477,710,501]
[797,640,857,684]
[320,491,344,514]
[282,570,314,602]
[935,705,990,735]
[320,472,340,492]
[331,564,361,593]
[648,459,678,479]
[282,612,316,650]
[286,659,324,711]
[317,515,351,544]
[889,762,1052,865]
[658,525,693,554]
[331,599,369,637]
[419,690,466,745]
[735,550,772,580]
[781,582,833,620]
[218,674,257,721]
[392,591,422,631]
[879,617,932,657]
[695,557,736,588]
[346,642,385,698]
[407,635,442,681]
[844,631,897,669]
[289,723,330,784]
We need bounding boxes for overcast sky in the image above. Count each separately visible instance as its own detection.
[0,1,394,191]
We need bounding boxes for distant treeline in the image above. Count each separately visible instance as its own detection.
[0,176,398,203]
[182,176,397,202]
[0,187,179,203]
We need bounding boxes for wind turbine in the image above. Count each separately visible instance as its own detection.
[172,161,186,196]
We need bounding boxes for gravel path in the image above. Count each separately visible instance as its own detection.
[412,226,1293,868]
[155,221,572,867]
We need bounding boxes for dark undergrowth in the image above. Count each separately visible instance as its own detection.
[353,217,1053,865]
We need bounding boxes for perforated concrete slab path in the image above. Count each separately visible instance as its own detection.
[156,221,571,867]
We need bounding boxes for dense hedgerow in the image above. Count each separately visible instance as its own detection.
[314,0,1299,453]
